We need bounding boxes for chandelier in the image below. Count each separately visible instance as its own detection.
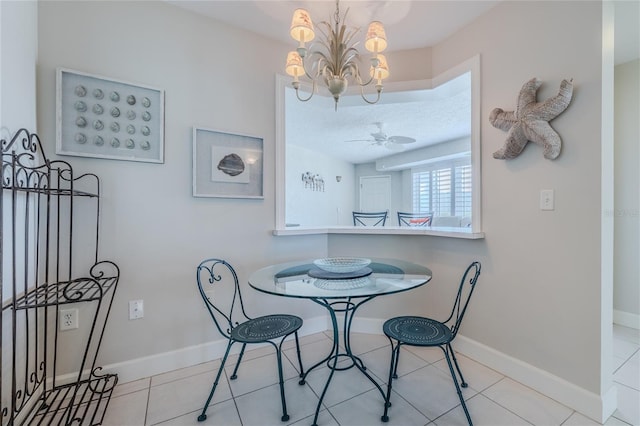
[285,0,390,110]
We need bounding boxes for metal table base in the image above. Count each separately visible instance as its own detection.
[299,296,386,426]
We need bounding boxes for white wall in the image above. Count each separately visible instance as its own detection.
[0,0,37,135]
[286,144,355,227]
[1,0,38,417]
[32,0,616,421]
[1,0,38,303]
[354,162,403,221]
[614,59,640,326]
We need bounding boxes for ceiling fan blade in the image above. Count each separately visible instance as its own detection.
[385,141,406,151]
[388,136,416,144]
[344,139,374,143]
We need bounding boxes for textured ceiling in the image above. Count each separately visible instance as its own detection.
[285,73,472,164]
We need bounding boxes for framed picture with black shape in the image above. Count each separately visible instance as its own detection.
[56,68,165,163]
[192,127,264,199]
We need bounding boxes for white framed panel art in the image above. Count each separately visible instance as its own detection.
[56,68,165,163]
[193,127,264,199]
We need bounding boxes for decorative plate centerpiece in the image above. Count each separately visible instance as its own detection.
[314,277,371,291]
[313,257,371,274]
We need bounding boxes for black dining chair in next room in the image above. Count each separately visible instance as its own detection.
[380,261,482,426]
[352,210,388,226]
[195,258,305,423]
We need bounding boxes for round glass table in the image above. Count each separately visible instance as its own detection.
[249,258,432,426]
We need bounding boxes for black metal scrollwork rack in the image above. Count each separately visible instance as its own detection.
[1,129,120,425]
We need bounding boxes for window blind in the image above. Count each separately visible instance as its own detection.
[412,157,472,218]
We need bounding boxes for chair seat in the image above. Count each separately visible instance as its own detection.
[383,316,453,346]
[231,314,303,343]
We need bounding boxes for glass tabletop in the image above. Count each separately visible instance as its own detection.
[248,258,432,299]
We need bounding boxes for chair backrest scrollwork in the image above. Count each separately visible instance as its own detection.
[445,261,482,337]
[196,258,251,338]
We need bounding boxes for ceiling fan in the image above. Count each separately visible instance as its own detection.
[345,122,416,151]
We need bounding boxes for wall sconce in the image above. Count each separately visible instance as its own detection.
[336,176,342,182]
[302,171,325,191]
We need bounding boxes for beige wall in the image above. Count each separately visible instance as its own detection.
[36,0,331,371]
[442,0,604,390]
[331,0,606,395]
[34,0,614,420]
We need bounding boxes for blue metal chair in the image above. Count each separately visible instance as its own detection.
[196,259,304,422]
[352,210,388,226]
[381,261,482,425]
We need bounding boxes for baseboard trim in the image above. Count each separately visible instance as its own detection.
[343,316,617,423]
[613,309,640,330]
[454,335,617,423]
[99,316,328,384]
[100,315,615,423]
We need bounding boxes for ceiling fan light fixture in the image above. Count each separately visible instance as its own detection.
[344,122,415,151]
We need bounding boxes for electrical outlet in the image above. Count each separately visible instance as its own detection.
[129,300,144,320]
[59,309,79,331]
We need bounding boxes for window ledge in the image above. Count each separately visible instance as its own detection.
[273,226,485,239]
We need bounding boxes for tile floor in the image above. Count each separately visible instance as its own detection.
[103,325,639,426]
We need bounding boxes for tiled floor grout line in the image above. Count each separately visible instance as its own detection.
[613,347,639,376]
[106,327,639,426]
[228,365,244,426]
[143,382,151,426]
[479,378,559,426]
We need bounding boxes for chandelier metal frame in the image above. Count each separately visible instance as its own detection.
[285,0,389,110]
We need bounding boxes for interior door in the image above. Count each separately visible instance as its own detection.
[359,175,391,212]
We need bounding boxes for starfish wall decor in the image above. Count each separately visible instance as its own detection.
[490,78,573,160]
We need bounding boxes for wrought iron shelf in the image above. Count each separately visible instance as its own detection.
[12,272,118,311]
[27,372,118,426]
[4,186,99,198]
[2,129,120,426]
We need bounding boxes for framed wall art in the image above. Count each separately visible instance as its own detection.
[56,68,165,163]
[192,127,264,199]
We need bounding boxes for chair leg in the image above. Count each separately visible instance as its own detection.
[381,341,399,422]
[274,348,290,422]
[198,341,234,422]
[230,343,247,380]
[443,347,473,426]
[391,342,401,379]
[294,331,305,378]
[448,343,468,387]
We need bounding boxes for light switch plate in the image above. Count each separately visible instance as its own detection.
[540,189,554,211]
